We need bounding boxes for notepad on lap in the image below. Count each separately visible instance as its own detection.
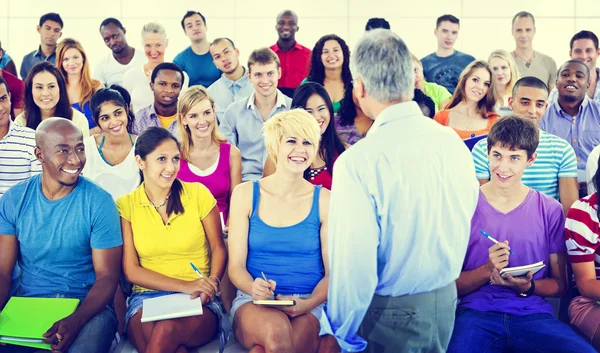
[500,261,546,278]
[0,297,80,350]
[253,300,296,307]
[141,293,203,323]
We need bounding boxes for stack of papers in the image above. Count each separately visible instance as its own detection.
[141,293,203,323]
[499,261,546,278]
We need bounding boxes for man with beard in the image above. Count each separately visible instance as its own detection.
[133,63,184,136]
[20,13,63,80]
[539,60,600,196]
[269,10,311,97]
[208,38,254,119]
[94,18,146,87]
[0,118,122,353]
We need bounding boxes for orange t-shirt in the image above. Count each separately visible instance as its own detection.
[433,109,499,140]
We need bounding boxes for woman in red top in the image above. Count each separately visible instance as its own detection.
[264,82,345,189]
[434,60,499,140]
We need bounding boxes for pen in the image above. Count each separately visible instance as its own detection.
[190,262,203,278]
[261,271,274,296]
[479,230,515,255]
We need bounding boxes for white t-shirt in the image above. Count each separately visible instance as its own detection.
[14,108,90,136]
[82,135,141,201]
[93,48,147,88]
[122,65,189,113]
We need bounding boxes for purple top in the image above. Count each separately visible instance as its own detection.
[539,97,600,171]
[334,114,364,145]
[459,189,566,316]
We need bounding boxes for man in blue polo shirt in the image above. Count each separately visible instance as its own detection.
[173,11,221,87]
[20,13,63,80]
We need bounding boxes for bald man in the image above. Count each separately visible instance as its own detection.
[270,9,311,97]
[0,118,122,353]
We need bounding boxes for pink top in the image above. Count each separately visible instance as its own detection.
[178,143,231,222]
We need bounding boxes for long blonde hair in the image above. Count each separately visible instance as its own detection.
[488,49,520,103]
[56,38,102,107]
[177,86,226,161]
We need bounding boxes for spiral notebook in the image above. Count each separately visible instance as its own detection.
[141,293,203,323]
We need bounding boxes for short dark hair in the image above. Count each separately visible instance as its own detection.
[413,88,435,118]
[436,14,459,28]
[512,76,549,96]
[487,115,539,159]
[558,59,590,81]
[211,37,236,49]
[99,17,124,31]
[151,62,185,86]
[180,11,206,30]
[570,30,599,51]
[365,18,390,31]
[39,13,63,29]
[512,11,535,27]
[91,87,135,133]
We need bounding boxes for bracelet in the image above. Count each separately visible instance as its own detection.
[519,279,536,297]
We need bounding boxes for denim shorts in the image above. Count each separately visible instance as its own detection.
[230,290,325,321]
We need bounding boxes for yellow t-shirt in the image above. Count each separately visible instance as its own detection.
[116,181,217,292]
[157,114,177,129]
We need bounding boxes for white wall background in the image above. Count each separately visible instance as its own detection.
[1,0,600,78]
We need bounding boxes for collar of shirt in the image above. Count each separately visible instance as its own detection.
[271,42,304,53]
[245,89,288,111]
[366,101,423,136]
[553,95,590,119]
[221,66,248,89]
[33,46,56,59]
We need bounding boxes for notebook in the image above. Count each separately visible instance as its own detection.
[141,293,203,323]
[0,297,80,350]
[499,261,546,278]
[253,300,296,307]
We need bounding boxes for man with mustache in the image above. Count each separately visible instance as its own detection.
[539,60,600,197]
[0,118,122,353]
[20,13,63,80]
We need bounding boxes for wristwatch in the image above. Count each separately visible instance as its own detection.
[519,279,535,297]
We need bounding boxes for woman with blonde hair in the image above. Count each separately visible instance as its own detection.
[434,60,499,140]
[56,38,104,133]
[488,49,520,115]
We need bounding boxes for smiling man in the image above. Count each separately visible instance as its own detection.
[94,18,146,87]
[472,77,579,214]
[20,13,63,80]
[539,60,600,196]
[133,62,184,136]
[0,118,122,353]
[219,48,291,181]
[421,14,475,93]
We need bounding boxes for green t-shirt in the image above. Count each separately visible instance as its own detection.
[424,81,452,112]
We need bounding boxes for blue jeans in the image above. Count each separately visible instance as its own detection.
[447,308,595,353]
[0,305,117,353]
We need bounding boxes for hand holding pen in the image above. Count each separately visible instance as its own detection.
[251,271,277,300]
[480,231,513,272]
[187,262,217,303]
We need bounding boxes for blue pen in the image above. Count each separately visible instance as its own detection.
[479,230,515,255]
[190,262,203,278]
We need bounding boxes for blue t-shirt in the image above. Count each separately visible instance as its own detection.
[72,101,95,129]
[0,174,122,300]
[421,50,476,94]
[173,47,221,87]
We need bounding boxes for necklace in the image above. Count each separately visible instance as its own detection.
[309,166,327,180]
[148,192,170,209]
[513,51,534,68]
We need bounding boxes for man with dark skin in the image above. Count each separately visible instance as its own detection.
[0,118,122,353]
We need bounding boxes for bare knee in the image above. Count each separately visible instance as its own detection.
[318,335,341,353]
[262,321,294,353]
[149,320,179,348]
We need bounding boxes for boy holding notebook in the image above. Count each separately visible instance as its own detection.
[448,115,594,353]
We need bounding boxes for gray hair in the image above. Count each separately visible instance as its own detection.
[351,29,413,103]
[141,22,167,42]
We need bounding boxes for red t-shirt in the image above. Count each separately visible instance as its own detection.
[1,69,25,117]
[270,42,311,89]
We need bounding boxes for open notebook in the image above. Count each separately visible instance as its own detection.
[500,261,546,278]
[141,293,203,323]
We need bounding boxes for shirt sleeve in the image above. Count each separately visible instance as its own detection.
[193,183,217,220]
[565,200,600,263]
[319,152,377,352]
[0,188,17,235]
[116,194,131,222]
[547,199,567,255]
[559,142,578,178]
[219,105,238,146]
[91,189,123,249]
[471,140,490,180]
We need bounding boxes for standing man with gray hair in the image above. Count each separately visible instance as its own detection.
[320,29,479,352]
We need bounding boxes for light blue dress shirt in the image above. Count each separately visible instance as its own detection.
[208,67,254,120]
[219,90,291,181]
[320,101,479,352]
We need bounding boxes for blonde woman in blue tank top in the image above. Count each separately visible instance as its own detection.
[228,109,339,353]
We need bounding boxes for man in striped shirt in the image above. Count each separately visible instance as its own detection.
[472,76,579,214]
[0,76,41,198]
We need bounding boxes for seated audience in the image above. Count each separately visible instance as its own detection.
[57,38,104,132]
[0,66,25,118]
[122,22,189,113]
[434,60,499,140]
[133,62,184,136]
[20,13,62,80]
[118,127,229,353]
[0,40,18,77]
[566,159,600,351]
[15,62,89,135]
[472,77,578,214]
[94,18,146,88]
[228,109,336,353]
[220,48,291,182]
[448,115,594,353]
[412,53,452,112]
[208,38,254,119]
[539,60,600,196]
[82,87,140,201]
[488,49,520,115]
[263,82,346,190]
[0,118,122,353]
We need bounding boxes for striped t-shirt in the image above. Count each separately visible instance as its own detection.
[0,121,41,197]
[565,193,600,278]
[471,129,577,200]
